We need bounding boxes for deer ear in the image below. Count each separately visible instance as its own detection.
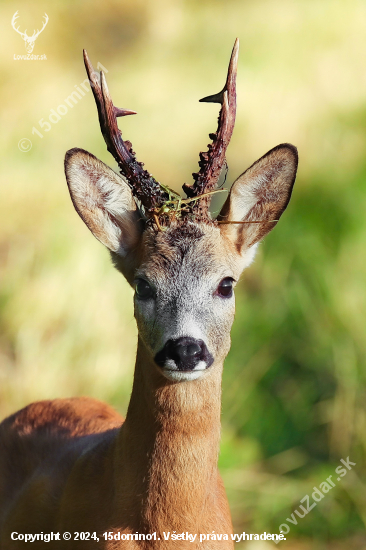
[218,143,298,262]
[64,148,143,257]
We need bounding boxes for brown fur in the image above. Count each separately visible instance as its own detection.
[0,351,231,549]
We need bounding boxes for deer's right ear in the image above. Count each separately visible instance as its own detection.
[218,144,298,267]
[64,148,143,257]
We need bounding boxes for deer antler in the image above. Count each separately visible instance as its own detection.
[83,50,169,218]
[32,14,49,40]
[11,11,27,39]
[182,39,239,221]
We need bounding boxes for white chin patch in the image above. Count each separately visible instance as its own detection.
[160,360,208,382]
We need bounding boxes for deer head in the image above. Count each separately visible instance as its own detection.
[11,11,48,54]
[64,40,298,383]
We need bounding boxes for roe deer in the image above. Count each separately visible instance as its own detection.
[0,39,297,548]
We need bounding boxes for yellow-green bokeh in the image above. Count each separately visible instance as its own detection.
[1,1,366,548]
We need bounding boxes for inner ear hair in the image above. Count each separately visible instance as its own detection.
[64,148,143,257]
[218,143,298,250]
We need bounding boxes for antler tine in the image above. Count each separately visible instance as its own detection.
[33,14,49,39]
[182,38,239,221]
[11,11,25,37]
[11,11,19,26]
[83,50,169,216]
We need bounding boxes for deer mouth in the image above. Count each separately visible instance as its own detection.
[154,337,214,381]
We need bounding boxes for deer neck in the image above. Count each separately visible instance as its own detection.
[114,337,223,532]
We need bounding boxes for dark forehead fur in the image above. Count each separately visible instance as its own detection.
[141,222,215,280]
[161,224,204,251]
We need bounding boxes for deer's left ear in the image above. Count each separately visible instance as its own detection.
[218,143,298,262]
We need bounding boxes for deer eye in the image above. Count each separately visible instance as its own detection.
[216,277,234,298]
[135,279,154,300]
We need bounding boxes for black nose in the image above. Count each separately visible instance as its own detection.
[155,337,214,372]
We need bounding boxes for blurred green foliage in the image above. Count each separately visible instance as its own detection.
[1,0,366,548]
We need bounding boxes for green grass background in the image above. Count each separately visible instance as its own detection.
[1,0,366,548]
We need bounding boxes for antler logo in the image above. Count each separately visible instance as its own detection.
[11,11,48,54]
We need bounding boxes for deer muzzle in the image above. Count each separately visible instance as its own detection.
[154,337,214,381]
